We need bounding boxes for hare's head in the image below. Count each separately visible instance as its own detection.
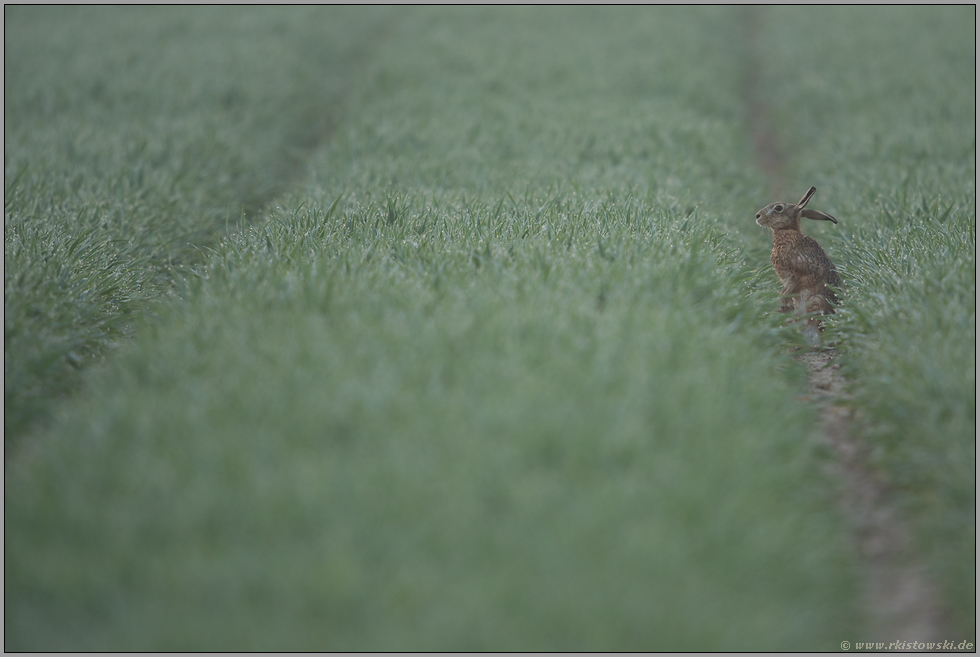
[756,186,837,230]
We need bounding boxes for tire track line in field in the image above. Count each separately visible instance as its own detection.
[738,7,945,643]
[800,351,945,642]
[239,14,398,222]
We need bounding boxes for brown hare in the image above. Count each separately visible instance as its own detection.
[756,186,843,346]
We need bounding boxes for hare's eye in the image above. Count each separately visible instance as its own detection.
[774,204,784,212]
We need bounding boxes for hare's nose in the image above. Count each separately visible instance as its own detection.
[755,212,761,219]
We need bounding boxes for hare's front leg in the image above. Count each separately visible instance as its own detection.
[777,281,800,314]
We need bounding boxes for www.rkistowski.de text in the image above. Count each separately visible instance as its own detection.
[841,639,974,651]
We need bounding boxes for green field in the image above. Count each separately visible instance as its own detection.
[5,6,975,650]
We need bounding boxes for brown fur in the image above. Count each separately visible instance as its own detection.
[756,187,842,344]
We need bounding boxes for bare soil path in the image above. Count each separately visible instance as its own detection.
[800,351,945,643]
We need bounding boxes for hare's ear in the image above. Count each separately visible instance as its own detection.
[801,208,838,224]
[797,186,817,208]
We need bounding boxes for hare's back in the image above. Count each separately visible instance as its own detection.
[771,233,836,283]
[827,264,843,290]
[799,235,838,278]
